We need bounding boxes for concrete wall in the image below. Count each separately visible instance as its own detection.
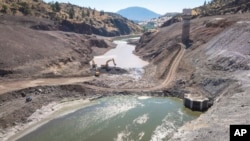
[182,16,191,46]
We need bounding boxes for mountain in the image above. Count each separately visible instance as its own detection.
[0,0,142,36]
[117,6,161,21]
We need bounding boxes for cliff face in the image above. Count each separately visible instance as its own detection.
[57,16,140,37]
[0,0,142,36]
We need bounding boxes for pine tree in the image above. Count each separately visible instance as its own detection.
[100,10,104,16]
[82,10,85,18]
[69,6,75,19]
[86,9,90,16]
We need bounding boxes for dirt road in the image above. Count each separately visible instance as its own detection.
[0,77,94,95]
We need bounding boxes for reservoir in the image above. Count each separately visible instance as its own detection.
[17,96,200,141]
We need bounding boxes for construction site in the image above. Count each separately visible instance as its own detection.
[0,1,250,140]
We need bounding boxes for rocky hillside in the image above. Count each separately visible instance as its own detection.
[161,0,250,28]
[135,12,250,140]
[0,0,142,36]
[194,0,250,16]
[0,15,116,78]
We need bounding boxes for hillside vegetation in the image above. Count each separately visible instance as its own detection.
[194,0,250,16]
[0,0,142,36]
[161,0,250,28]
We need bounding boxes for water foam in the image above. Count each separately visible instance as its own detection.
[150,113,177,141]
[133,114,149,125]
[138,132,145,140]
[138,96,151,100]
[114,126,133,141]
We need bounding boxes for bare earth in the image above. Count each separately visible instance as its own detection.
[0,13,250,141]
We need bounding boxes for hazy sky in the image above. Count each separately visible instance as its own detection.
[44,0,210,15]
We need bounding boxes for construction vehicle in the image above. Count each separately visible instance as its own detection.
[101,58,116,70]
[91,59,100,77]
[91,60,97,69]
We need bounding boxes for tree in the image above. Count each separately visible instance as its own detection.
[19,2,31,15]
[1,5,8,13]
[82,10,85,18]
[86,9,90,16]
[92,8,95,15]
[69,6,75,19]
[51,1,61,12]
[204,0,207,6]
[54,1,61,12]
[10,3,18,15]
[89,19,94,25]
[100,10,104,16]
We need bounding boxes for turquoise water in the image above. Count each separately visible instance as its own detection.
[17,96,200,141]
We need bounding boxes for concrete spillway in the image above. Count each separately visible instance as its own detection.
[184,94,209,111]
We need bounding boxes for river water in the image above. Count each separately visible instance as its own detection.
[17,96,200,141]
[93,39,148,68]
[17,39,200,141]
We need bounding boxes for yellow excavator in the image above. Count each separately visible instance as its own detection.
[101,58,116,69]
[91,58,116,76]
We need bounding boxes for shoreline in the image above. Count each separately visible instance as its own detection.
[1,98,95,141]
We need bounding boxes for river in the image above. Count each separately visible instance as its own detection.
[17,96,200,141]
[17,39,200,141]
[93,38,148,68]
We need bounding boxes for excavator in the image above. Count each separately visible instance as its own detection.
[91,59,100,77]
[91,58,116,77]
[101,58,116,70]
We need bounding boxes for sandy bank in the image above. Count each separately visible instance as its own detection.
[1,99,95,141]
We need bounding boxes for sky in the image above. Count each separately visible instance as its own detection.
[44,0,210,15]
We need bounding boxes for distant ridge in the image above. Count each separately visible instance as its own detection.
[117,6,161,21]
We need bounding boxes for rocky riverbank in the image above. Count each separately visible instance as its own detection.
[0,82,185,141]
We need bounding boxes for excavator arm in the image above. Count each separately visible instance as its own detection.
[105,58,116,66]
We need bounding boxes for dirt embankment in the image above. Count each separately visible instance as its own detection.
[0,15,115,79]
[135,13,250,140]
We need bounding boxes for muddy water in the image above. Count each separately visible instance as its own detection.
[93,40,148,68]
[18,96,200,141]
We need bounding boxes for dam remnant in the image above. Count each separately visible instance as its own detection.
[184,94,209,111]
[182,9,192,46]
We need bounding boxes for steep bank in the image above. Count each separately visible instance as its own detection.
[0,0,142,36]
[0,15,115,79]
[135,13,250,140]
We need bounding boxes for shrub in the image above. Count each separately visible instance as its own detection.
[1,5,8,13]
[18,2,31,15]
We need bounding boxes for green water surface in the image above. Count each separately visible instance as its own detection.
[17,96,200,141]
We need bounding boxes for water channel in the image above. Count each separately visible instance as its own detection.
[17,39,201,141]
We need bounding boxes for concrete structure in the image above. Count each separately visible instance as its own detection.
[184,94,209,111]
[182,9,192,46]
